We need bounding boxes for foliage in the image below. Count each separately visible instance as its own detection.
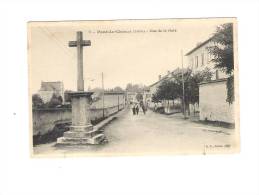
[188,68,212,104]
[47,93,63,107]
[151,94,160,103]
[208,23,234,75]
[90,87,103,92]
[155,80,180,101]
[207,23,234,103]
[171,68,192,105]
[32,94,44,108]
[126,83,146,92]
[152,68,212,110]
[113,86,124,92]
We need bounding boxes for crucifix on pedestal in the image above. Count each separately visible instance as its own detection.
[57,31,105,145]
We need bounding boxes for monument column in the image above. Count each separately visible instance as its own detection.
[57,31,105,145]
[77,31,84,91]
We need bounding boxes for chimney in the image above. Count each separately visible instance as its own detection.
[167,70,170,75]
[158,75,162,81]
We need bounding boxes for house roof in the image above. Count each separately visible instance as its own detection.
[185,37,214,56]
[148,67,188,88]
[40,81,63,91]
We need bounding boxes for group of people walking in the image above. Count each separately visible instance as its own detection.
[130,101,146,115]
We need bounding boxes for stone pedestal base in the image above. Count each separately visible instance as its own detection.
[56,91,105,146]
[56,126,105,145]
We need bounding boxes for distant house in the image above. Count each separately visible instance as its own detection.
[185,37,227,80]
[149,68,188,98]
[126,91,137,104]
[148,68,187,113]
[38,81,64,103]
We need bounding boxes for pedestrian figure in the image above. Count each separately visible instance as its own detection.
[139,101,146,115]
[142,104,146,115]
[131,103,136,115]
[135,104,139,115]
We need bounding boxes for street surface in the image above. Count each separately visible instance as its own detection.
[34,108,238,156]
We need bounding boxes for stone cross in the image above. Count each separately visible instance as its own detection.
[57,31,105,145]
[69,31,91,91]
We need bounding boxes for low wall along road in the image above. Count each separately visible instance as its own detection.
[32,92,126,136]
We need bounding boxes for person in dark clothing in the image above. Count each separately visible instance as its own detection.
[131,103,136,115]
[135,104,139,115]
[142,104,146,115]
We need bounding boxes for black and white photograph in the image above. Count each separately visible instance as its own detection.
[3,1,259,195]
[28,18,239,157]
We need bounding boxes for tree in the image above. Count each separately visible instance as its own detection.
[32,94,43,108]
[188,68,212,105]
[125,83,133,91]
[154,68,212,115]
[152,79,181,113]
[47,93,63,107]
[151,93,160,103]
[155,80,180,101]
[171,68,192,113]
[113,86,124,92]
[125,83,146,92]
[208,23,234,103]
[90,87,103,92]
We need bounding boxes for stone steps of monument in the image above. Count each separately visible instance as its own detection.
[56,133,105,145]
[63,129,100,138]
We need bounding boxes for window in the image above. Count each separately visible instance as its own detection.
[195,56,199,68]
[201,53,204,66]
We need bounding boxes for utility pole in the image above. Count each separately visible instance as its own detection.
[181,50,186,119]
[102,72,105,118]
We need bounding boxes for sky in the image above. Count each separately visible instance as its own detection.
[28,18,234,93]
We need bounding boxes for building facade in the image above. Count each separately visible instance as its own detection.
[186,37,234,123]
[125,91,137,104]
[185,37,227,80]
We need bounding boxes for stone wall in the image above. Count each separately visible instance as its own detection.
[199,79,234,123]
[91,93,125,109]
[33,104,125,136]
[32,108,71,136]
[33,92,125,136]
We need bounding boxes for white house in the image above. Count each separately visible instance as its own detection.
[126,91,137,104]
[185,37,234,123]
[185,37,227,80]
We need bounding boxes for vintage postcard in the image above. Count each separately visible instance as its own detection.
[28,18,239,157]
